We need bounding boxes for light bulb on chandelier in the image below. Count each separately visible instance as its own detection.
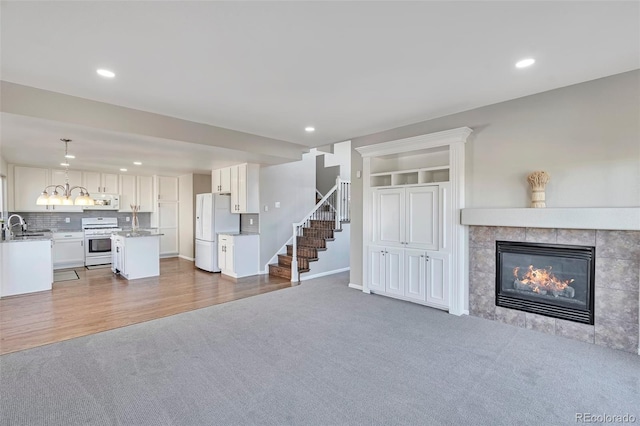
[36,139,95,207]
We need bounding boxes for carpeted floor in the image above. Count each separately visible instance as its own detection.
[1,272,638,425]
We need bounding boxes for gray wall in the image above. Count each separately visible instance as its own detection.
[349,70,640,286]
[316,155,340,196]
[259,153,316,269]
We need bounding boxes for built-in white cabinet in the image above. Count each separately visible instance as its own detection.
[83,172,118,193]
[49,169,84,212]
[10,166,50,212]
[357,127,472,315]
[368,245,450,308]
[211,164,259,213]
[218,233,260,278]
[153,175,179,256]
[111,233,160,280]
[375,186,439,250]
[230,163,259,213]
[119,175,155,213]
[212,168,231,194]
[52,232,84,269]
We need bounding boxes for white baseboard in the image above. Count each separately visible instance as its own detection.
[160,253,179,259]
[462,310,469,316]
[300,267,350,282]
[178,255,194,262]
[348,282,363,290]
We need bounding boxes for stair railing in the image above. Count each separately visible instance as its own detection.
[291,176,350,282]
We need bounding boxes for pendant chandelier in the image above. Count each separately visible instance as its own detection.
[36,139,95,206]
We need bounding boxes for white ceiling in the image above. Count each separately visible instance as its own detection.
[1,1,639,174]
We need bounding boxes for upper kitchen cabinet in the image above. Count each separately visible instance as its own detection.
[212,167,231,194]
[119,175,154,212]
[230,163,259,214]
[83,172,119,194]
[10,165,49,212]
[156,175,179,202]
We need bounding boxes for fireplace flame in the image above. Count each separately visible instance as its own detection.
[513,265,574,293]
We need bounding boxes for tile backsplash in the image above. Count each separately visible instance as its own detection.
[10,211,151,231]
[240,214,260,233]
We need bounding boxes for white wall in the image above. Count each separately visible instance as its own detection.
[323,140,351,179]
[350,70,640,286]
[259,153,316,269]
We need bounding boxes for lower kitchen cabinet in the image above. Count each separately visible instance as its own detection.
[52,232,85,269]
[218,233,259,278]
[368,245,449,310]
[111,233,160,280]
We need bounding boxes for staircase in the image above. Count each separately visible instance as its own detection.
[268,177,350,281]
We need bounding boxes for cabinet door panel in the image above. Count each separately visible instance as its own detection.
[426,251,449,308]
[376,188,404,245]
[137,176,154,212]
[119,175,136,212]
[404,249,426,302]
[368,246,386,292]
[14,166,49,212]
[220,167,231,193]
[212,170,222,194]
[82,172,101,194]
[49,169,83,212]
[102,174,119,193]
[385,247,404,296]
[157,176,179,201]
[406,186,439,250]
[230,166,239,213]
[237,164,248,212]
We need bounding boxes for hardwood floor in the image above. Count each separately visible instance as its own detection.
[0,258,293,355]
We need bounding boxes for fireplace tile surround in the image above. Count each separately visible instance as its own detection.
[468,226,639,353]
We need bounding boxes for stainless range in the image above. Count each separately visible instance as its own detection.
[82,218,122,266]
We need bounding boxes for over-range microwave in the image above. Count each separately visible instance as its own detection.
[84,193,120,210]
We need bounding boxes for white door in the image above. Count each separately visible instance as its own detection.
[237,164,248,213]
[157,176,179,201]
[218,237,229,271]
[405,186,439,250]
[82,172,101,194]
[426,251,450,309]
[385,247,404,296]
[368,245,386,292]
[137,176,154,212]
[220,167,231,193]
[212,169,222,194]
[404,249,426,302]
[376,188,404,246]
[158,202,178,255]
[200,194,213,241]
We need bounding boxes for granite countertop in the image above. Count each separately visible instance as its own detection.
[113,229,163,238]
[217,232,260,236]
[1,231,53,244]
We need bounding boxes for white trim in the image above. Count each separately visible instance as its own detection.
[356,127,473,157]
[348,282,363,290]
[461,207,640,231]
[462,310,469,316]
[300,267,350,282]
[178,255,194,261]
[160,253,178,258]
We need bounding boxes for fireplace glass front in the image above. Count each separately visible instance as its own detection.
[496,241,595,325]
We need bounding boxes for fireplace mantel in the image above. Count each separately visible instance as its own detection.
[461,208,640,231]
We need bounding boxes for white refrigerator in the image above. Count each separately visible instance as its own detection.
[195,193,240,272]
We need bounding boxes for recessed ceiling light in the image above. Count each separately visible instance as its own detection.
[120,168,128,172]
[97,68,116,78]
[305,126,315,133]
[60,162,70,167]
[133,161,142,165]
[515,58,535,68]
[64,154,75,159]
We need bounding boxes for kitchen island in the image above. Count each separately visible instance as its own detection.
[0,234,53,297]
[111,230,162,280]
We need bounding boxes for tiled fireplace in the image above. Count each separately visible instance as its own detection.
[468,226,639,354]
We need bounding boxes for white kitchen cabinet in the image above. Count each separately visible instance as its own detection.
[375,185,439,250]
[137,175,154,212]
[52,232,85,269]
[111,233,160,280]
[212,168,231,194]
[10,165,50,212]
[230,163,259,214]
[156,175,179,201]
[1,239,53,297]
[157,202,178,256]
[83,172,118,193]
[368,245,449,310]
[218,233,260,278]
[119,175,154,212]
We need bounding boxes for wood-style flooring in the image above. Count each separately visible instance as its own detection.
[0,258,293,355]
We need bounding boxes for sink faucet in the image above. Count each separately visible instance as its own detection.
[7,214,27,234]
